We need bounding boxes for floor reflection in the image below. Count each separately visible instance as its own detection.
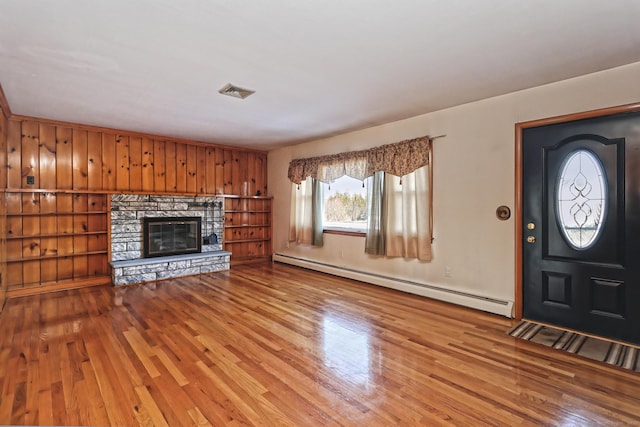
[113,282,157,306]
[322,314,372,386]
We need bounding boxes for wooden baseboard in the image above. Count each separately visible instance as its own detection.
[7,275,112,298]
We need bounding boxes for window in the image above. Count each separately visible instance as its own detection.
[288,135,433,257]
[322,175,369,232]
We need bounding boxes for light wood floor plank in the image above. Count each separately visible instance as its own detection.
[1,262,640,426]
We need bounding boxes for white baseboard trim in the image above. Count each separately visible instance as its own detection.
[272,253,514,318]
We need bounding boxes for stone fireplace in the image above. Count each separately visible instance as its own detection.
[110,194,230,285]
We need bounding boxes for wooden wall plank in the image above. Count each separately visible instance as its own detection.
[141,137,154,192]
[6,193,22,240]
[223,150,233,195]
[6,262,22,289]
[129,136,142,192]
[21,192,40,214]
[87,131,102,190]
[56,127,73,190]
[57,192,74,281]
[205,147,216,194]
[57,194,74,231]
[247,151,257,197]
[39,192,57,234]
[153,140,166,192]
[175,142,187,193]
[102,134,116,190]
[72,129,88,190]
[22,260,40,286]
[39,124,57,190]
[40,193,58,282]
[196,146,206,194]
[88,237,108,274]
[73,250,88,278]
[236,151,249,196]
[0,197,6,303]
[6,218,22,239]
[215,148,224,195]
[21,193,40,282]
[115,135,130,190]
[230,150,241,195]
[40,245,58,283]
[88,194,108,277]
[21,121,39,188]
[164,141,177,192]
[186,144,197,194]
[5,192,22,289]
[6,120,22,189]
[0,112,6,189]
[0,113,6,303]
[91,193,107,212]
[258,153,268,196]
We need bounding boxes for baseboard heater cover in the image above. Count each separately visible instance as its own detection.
[272,253,513,318]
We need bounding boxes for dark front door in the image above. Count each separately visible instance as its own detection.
[522,110,640,344]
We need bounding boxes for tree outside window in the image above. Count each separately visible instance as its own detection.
[322,175,369,232]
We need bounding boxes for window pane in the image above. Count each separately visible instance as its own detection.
[322,175,368,231]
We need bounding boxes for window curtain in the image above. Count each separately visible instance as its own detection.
[364,172,386,255]
[311,178,324,246]
[288,135,433,257]
[385,165,432,261]
[289,178,323,246]
[288,136,430,184]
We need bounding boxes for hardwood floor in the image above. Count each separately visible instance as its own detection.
[1,262,639,426]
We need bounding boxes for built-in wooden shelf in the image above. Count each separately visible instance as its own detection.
[224,224,270,228]
[222,195,272,262]
[224,210,271,213]
[224,238,271,244]
[7,231,107,240]
[4,190,110,292]
[6,275,112,298]
[7,211,108,216]
[7,250,109,263]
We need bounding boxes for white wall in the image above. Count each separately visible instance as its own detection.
[267,62,640,316]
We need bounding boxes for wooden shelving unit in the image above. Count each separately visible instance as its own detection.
[4,190,110,296]
[222,195,272,264]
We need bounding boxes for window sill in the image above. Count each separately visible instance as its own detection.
[323,228,366,237]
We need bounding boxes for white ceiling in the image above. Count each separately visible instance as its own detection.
[1,1,640,150]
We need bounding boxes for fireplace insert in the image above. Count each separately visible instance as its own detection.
[143,217,201,258]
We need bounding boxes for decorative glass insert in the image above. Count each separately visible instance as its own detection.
[556,150,607,249]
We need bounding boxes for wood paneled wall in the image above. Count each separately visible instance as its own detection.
[2,113,268,295]
[0,107,7,307]
[5,117,268,196]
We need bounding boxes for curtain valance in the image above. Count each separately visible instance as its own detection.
[287,136,431,185]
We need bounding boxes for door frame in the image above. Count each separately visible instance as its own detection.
[514,101,640,319]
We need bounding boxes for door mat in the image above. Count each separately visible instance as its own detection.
[508,320,640,373]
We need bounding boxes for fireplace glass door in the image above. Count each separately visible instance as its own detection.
[143,217,201,257]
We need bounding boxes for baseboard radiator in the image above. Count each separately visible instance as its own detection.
[272,253,513,318]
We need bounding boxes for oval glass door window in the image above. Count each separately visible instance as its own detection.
[557,150,607,249]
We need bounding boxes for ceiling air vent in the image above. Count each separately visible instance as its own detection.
[218,83,255,99]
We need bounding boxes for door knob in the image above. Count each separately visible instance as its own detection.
[527,223,535,230]
[527,236,536,244]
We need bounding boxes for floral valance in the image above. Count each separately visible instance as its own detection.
[288,136,431,184]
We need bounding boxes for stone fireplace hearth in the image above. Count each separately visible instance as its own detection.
[110,194,230,285]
